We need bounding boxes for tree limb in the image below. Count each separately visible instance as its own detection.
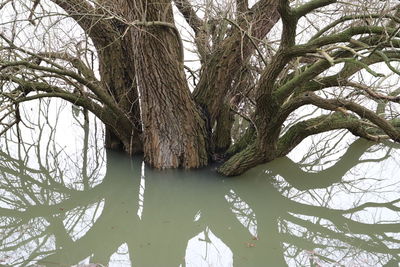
[294,0,337,19]
[277,112,381,157]
[173,0,203,35]
[300,92,400,141]
[49,0,117,46]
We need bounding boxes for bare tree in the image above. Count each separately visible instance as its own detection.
[1,0,400,175]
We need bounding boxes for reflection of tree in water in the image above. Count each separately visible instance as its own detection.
[0,118,400,266]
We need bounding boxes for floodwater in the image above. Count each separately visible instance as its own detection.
[0,117,400,266]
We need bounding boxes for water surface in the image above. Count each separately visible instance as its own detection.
[0,122,399,266]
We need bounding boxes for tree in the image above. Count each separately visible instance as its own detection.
[1,0,400,175]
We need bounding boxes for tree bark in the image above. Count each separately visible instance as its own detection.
[97,36,142,153]
[192,0,280,154]
[129,0,208,168]
[213,104,234,153]
[95,0,143,153]
[193,0,280,123]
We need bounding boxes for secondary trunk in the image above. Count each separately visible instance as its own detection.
[98,37,142,154]
[218,100,282,176]
[193,1,280,154]
[85,0,143,154]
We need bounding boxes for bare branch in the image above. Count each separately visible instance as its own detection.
[277,112,379,157]
[0,0,12,11]
[173,0,204,35]
[300,91,400,142]
[343,81,400,103]
[294,0,337,19]
[37,52,97,81]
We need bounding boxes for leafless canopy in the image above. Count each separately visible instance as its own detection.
[1,0,400,175]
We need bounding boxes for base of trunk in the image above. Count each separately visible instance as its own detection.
[105,128,124,150]
[217,144,264,176]
[105,126,143,155]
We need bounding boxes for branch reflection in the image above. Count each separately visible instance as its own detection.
[0,122,399,266]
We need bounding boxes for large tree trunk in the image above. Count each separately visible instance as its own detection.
[129,0,208,168]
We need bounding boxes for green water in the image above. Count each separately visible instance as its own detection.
[0,137,399,266]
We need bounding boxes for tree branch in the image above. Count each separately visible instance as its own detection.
[0,60,118,113]
[277,112,379,157]
[300,92,400,141]
[49,0,117,46]
[294,0,337,19]
[173,0,204,35]
[310,14,400,41]
[343,81,400,103]
[0,0,12,11]
[0,76,136,146]
[37,52,97,82]
[278,0,296,48]
[275,49,400,102]
[193,0,280,123]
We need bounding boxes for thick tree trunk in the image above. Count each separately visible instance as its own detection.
[21,0,400,176]
[50,0,143,153]
[130,0,208,168]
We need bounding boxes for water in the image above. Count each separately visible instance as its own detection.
[0,106,400,266]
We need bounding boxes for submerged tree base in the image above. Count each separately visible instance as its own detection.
[217,144,262,176]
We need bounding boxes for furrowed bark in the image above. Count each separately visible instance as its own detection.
[130,0,208,168]
[218,143,262,176]
[226,125,256,158]
[213,104,234,153]
[98,36,142,153]
[192,0,280,154]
